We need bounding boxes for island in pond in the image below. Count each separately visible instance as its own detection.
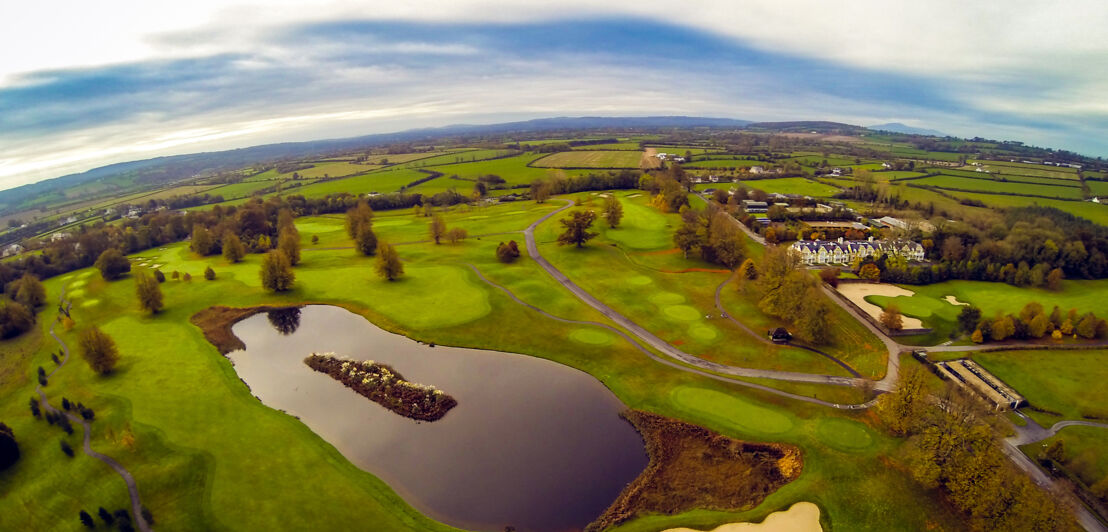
[304,353,457,421]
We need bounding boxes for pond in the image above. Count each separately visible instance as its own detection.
[228,305,647,531]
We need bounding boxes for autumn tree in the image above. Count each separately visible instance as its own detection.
[708,212,745,269]
[530,179,551,203]
[673,222,699,259]
[556,210,598,248]
[278,229,300,266]
[134,270,163,314]
[355,225,378,256]
[375,241,404,281]
[222,232,245,263]
[259,250,295,292]
[204,266,216,280]
[8,273,46,309]
[880,304,904,331]
[991,315,1015,341]
[603,195,624,228]
[818,268,839,287]
[429,215,447,244]
[446,227,467,244]
[190,225,214,256]
[875,365,928,435]
[1028,313,1050,338]
[738,258,758,281]
[1076,312,1099,339]
[78,326,120,375]
[496,240,522,263]
[794,284,831,343]
[1046,268,1064,291]
[94,249,131,280]
[858,263,881,282]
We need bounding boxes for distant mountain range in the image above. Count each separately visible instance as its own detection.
[867,122,948,137]
[0,115,937,212]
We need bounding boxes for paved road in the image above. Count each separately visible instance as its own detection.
[36,291,152,532]
[523,200,866,388]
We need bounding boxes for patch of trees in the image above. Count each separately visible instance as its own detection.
[0,274,44,339]
[304,353,456,421]
[496,240,521,263]
[742,246,831,343]
[672,204,746,269]
[959,302,1107,343]
[94,249,131,280]
[875,369,1068,531]
[346,200,378,256]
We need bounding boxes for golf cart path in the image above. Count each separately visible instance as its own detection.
[35,289,152,532]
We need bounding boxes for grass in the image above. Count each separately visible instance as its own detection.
[744,177,841,197]
[685,158,765,169]
[0,194,970,532]
[941,190,1108,226]
[531,151,644,168]
[895,279,1108,320]
[290,168,430,198]
[973,349,1108,426]
[415,153,572,188]
[910,175,1085,199]
[1024,426,1108,489]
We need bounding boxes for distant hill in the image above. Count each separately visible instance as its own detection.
[744,121,869,135]
[868,122,947,137]
[0,115,752,213]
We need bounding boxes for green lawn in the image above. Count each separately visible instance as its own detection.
[1024,426,1108,490]
[0,194,970,532]
[941,190,1108,226]
[291,168,430,198]
[911,175,1085,199]
[974,350,1108,426]
[899,279,1108,320]
[685,158,765,169]
[745,177,842,197]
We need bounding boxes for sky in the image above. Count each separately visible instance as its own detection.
[2,0,1108,191]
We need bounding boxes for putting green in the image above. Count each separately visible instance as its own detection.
[80,299,99,308]
[68,279,87,289]
[689,323,719,341]
[627,275,653,286]
[569,328,615,345]
[373,219,414,227]
[293,220,346,233]
[68,288,86,298]
[672,387,794,435]
[815,418,874,451]
[650,292,686,305]
[664,305,702,321]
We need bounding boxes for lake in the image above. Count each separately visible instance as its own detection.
[228,305,647,531]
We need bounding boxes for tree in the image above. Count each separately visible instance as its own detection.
[1076,312,1098,339]
[941,236,965,261]
[78,326,120,375]
[971,329,984,343]
[1046,268,1064,291]
[530,179,551,203]
[9,273,46,309]
[875,365,928,435]
[190,225,214,256]
[0,422,17,471]
[496,241,522,263]
[182,272,192,282]
[153,269,165,283]
[858,263,881,282]
[99,507,114,525]
[134,270,163,314]
[94,249,131,280]
[222,232,245,263]
[707,212,745,269]
[1044,440,1066,463]
[375,242,404,281]
[957,306,982,334]
[61,440,74,457]
[673,223,700,259]
[429,215,447,244]
[259,250,295,292]
[204,266,216,280]
[277,229,300,266]
[0,301,35,339]
[795,285,831,343]
[1051,329,1063,340]
[1028,313,1050,338]
[739,259,758,281]
[603,195,624,228]
[556,210,598,248]
[355,225,378,256]
[991,315,1015,341]
[880,304,904,330]
[446,227,467,244]
[79,510,95,529]
[818,268,839,287]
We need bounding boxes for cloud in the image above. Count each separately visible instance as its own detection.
[2,6,1108,190]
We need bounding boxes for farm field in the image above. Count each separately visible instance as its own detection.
[685,158,765,169]
[289,168,432,198]
[531,150,644,168]
[414,153,566,187]
[908,175,1085,199]
[941,190,1108,226]
[939,168,1080,186]
[744,177,841,197]
[397,149,517,169]
[207,180,279,200]
[574,141,641,150]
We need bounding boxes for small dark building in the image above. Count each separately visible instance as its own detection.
[768,328,791,343]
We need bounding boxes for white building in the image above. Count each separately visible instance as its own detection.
[789,237,925,265]
[2,243,24,258]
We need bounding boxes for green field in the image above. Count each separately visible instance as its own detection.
[936,190,1108,226]
[974,350,1108,426]
[910,175,1085,199]
[745,177,842,197]
[1025,425,1108,491]
[207,180,280,199]
[531,150,644,168]
[686,158,767,169]
[290,168,431,198]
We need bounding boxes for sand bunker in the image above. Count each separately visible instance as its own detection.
[836,283,923,329]
[944,295,968,306]
[663,502,822,532]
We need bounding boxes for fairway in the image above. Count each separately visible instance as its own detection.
[601,193,673,250]
[901,279,1108,319]
[815,418,874,451]
[671,387,794,435]
[569,328,615,345]
[531,150,644,168]
[974,349,1108,425]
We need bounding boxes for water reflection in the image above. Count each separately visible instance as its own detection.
[266,307,301,335]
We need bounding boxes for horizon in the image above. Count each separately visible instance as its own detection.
[3,1,1108,190]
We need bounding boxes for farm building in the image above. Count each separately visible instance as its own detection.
[742,200,768,213]
[789,237,924,265]
[936,359,1025,410]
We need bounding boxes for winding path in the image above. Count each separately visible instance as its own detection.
[35,290,152,532]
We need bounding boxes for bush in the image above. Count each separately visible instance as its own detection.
[60,440,74,457]
[79,510,95,528]
[0,301,35,339]
[94,249,131,280]
[154,269,166,283]
[818,268,839,287]
[0,422,18,470]
[78,326,120,375]
[260,250,295,291]
[98,507,114,525]
[204,266,216,280]
[496,240,521,263]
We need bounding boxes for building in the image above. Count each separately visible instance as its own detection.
[789,237,925,265]
[50,232,71,242]
[742,200,768,213]
[876,216,909,230]
[1,243,24,258]
[800,221,868,232]
[749,166,765,174]
[936,359,1025,410]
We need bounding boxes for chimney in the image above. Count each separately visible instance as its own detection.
[868,236,874,242]
[838,237,844,244]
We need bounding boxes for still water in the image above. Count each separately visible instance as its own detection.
[229,305,647,531]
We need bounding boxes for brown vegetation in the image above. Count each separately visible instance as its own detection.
[190,305,302,354]
[587,410,802,531]
[304,353,457,421]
